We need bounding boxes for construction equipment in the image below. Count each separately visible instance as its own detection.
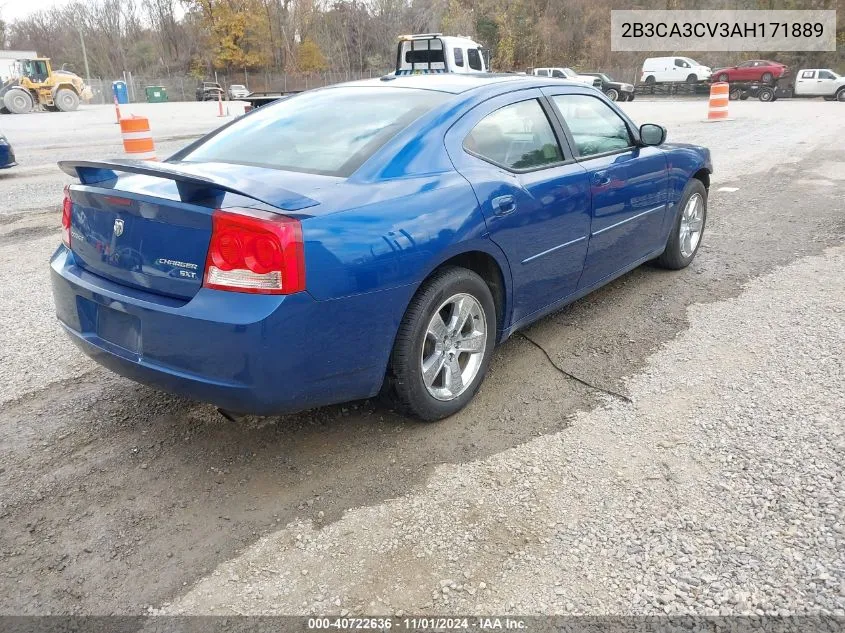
[0,57,92,114]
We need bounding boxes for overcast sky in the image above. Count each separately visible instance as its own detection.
[2,0,70,22]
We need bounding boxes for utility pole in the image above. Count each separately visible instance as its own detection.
[78,27,91,84]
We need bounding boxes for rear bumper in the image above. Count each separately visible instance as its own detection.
[50,246,403,414]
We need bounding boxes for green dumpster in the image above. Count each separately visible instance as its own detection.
[144,86,168,103]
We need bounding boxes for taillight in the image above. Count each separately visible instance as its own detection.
[203,209,305,295]
[61,185,72,248]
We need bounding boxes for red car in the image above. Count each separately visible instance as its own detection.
[712,60,788,83]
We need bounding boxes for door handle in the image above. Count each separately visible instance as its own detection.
[593,172,612,187]
[492,195,517,216]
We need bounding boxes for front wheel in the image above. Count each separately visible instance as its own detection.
[836,88,845,102]
[758,87,775,102]
[656,179,707,270]
[686,74,698,84]
[386,267,496,421]
[718,73,729,82]
[605,88,619,101]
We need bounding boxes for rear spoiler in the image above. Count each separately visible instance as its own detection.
[58,159,319,211]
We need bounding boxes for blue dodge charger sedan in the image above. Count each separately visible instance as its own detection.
[51,74,711,420]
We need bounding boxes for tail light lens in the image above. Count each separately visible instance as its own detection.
[203,209,305,295]
[61,185,72,248]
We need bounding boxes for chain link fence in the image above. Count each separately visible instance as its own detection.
[84,70,392,104]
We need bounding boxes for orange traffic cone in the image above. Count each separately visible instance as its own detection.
[706,82,731,121]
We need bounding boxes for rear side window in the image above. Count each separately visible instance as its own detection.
[463,99,562,170]
[180,87,449,177]
[552,94,632,157]
[454,48,464,67]
[467,49,483,71]
[535,68,549,77]
[801,70,815,78]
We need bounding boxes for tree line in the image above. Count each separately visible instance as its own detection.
[2,0,843,83]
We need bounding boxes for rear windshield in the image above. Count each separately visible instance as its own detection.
[180,87,449,177]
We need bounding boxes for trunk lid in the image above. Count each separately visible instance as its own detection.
[60,159,334,299]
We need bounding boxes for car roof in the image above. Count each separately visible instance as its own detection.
[337,73,580,94]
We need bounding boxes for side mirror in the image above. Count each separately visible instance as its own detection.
[639,123,667,146]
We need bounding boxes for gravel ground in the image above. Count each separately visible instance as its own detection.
[0,97,843,616]
[161,246,845,616]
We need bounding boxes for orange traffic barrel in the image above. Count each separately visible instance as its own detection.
[119,116,156,160]
[707,82,730,120]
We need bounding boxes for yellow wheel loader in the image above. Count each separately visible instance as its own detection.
[0,58,92,114]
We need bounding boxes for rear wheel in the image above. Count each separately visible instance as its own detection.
[54,88,79,112]
[836,88,845,102]
[386,267,496,421]
[729,88,742,101]
[656,179,707,270]
[644,75,655,85]
[761,72,773,83]
[3,89,33,114]
[626,93,635,101]
[605,88,619,101]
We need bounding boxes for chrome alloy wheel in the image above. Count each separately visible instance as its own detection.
[679,193,705,258]
[421,293,487,401]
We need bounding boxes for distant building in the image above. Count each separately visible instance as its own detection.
[0,51,39,83]
[0,50,38,60]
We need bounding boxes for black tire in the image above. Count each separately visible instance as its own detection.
[686,74,698,84]
[823,96,835,101]
[626,93,635,101]
[3,89,33,114]
[718,73,729,82]
[836,88,845,102]
[729,88,741,101]
[644,75,655,85]
[385,266,496,421]
[605,88,619,101]
[739,93,749,101]
[656,179,707,270]
[54,88,79,112]
[758,87,774,102]
[761,72,773,83]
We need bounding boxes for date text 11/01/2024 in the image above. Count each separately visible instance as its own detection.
[620,21,825,39]
[307,617,527,630]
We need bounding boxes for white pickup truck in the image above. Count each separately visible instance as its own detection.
[395,33,489,75]
[793,69,845,101]
[531,67,602,89]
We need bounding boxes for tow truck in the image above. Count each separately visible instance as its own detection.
[242,33,491,112]
[728,68,845,102]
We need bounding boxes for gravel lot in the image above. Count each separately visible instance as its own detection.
[167,245,845,616]
[0,97,843,616]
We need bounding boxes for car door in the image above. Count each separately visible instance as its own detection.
[816,70,839,95]
[543,89,670,289]
[445,90,592,324]
[796,70,818,94]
